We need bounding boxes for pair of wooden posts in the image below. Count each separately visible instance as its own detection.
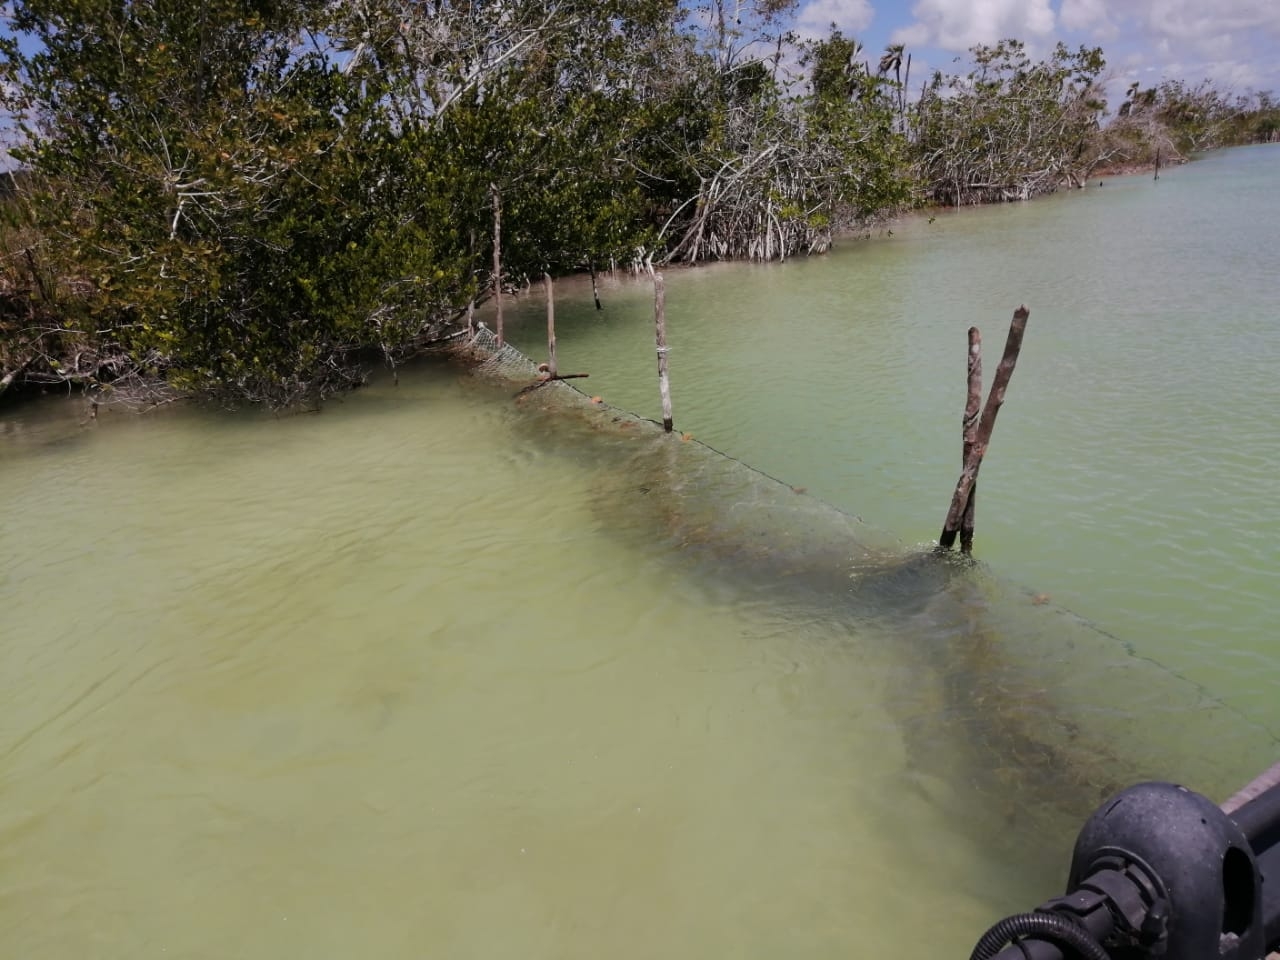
[528,269,675,438]
[492,181,673,427]
[939,306,1030,553]
[528,252,1026,557]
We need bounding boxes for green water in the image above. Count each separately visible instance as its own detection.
[507,144,1280,727]
[2,146,1278,958]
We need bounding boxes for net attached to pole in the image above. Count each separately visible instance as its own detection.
[453,325,1280,835]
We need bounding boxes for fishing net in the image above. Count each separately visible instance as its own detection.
[455,325,1280,835]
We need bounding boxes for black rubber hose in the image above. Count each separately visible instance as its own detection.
[969,912,1111,960]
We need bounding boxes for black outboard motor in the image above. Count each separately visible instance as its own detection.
[969,767,1280,960]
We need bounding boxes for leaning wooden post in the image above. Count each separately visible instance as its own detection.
[544,272,558,378]
[653,272,674,432]
[491,183,504,346]
[939,306,1029,550]
[960,326,983,553]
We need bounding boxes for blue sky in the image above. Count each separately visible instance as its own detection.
[790,0,1280,104]
[3,0,1278,119]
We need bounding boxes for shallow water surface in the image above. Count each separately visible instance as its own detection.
[505,144,1280,730]
[3,145,1279,959]
[2,374,1046,959]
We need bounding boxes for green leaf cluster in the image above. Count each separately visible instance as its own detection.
[911,40,1107,205]
[17,3,1269,404]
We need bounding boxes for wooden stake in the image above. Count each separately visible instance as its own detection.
[491,183,504,346]
[589,264,603,310]
[960,326,982,553]
[939,306,1029,550]
[653,273,674,432]
[544,272,557,378]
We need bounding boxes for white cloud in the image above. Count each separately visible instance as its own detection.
[1136,0,1280,45]
[870,0,1280,94]
[1060,0,1116,38]
[793,0,876,40]
[1098,0,1280,93]
[890,0,1056,51]
[1116,55,1273,97]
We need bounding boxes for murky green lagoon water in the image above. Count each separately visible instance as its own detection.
[508,144,1280,725]
[2,145,1278,958]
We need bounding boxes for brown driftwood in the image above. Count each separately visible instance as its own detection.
[940,307,1029,550]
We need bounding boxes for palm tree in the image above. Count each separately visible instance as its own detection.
[878,43,909,132]
[878,43,904,79]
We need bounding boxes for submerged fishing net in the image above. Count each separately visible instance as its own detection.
[455,326,1280,835]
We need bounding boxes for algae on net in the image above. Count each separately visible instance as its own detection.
[456,330,1280,846]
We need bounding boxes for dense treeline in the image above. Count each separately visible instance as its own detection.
[1091,81,1280,173]
[0,0,1276,404]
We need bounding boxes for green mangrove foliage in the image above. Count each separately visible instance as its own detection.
[660,31,911,262]
[0,0,1276,403]
[2,0,472,403]
[912,40,1107,205]
[1093,81,1280,170]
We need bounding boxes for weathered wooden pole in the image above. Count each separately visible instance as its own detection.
[491,183,504,346]
[960,326,983,553]
[1154,148,1161,182]
[588,264,603,310]
[544,272,558,378]
[653,272,674,432]
[939,306,1029,550]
